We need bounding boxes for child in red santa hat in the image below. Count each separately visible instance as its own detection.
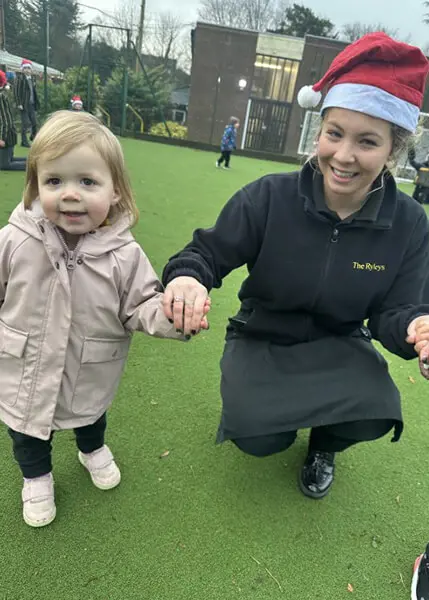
[70,95,83,111]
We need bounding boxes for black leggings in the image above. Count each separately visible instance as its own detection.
[232,419,395,457]
[8,413,107,478]
[218,150,231,167]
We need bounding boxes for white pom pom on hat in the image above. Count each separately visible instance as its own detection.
[297,85,322,109]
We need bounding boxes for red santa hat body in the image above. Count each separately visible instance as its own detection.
[21,59,33,71]
[0,70,10,90]
[297,32,429,133]
[71,95,83,109]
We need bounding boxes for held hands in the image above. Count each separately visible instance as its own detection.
[0,140,5,148]
[163,276,211,336]
[406,315,429,379]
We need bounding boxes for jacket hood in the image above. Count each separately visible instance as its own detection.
[8,200,135,256]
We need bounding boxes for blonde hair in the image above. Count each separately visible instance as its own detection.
[23,110,138,226]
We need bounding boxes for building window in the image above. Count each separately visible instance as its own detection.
[251,54,300,103]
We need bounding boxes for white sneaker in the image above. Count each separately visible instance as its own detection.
[215,161,220,168]
[78,445,121,490]
[22,473,56,528]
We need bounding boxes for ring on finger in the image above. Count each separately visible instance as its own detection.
[184,299,195,306]
[174,296,184,302]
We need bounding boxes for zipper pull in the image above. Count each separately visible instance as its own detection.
[331,228,339,243]
[66,252,75,270]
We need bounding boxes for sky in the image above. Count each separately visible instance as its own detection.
[80,0,429,49]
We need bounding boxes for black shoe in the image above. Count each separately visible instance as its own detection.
[299,451,335,499]
[412,544,429,599]
[21,142,30,148]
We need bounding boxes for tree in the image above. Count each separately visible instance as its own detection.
[91,41,123,84]
[103,66,172,130]
[20,0,82,71]
[141,11,192,73]
[148,12,186,65]
[341,22,406,43]
[424,1,429,24]
[36,66,102,116]
[197,0,289,32]
[113,0,139,44]
[271,3,336,38]
[3,0,26,56]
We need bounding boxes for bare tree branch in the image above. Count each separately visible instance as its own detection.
[340,21,412,43]
[198,0,289,31]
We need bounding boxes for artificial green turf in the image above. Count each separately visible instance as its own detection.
[0,140,426,599]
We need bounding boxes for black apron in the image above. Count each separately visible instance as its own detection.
[217,330,402,443]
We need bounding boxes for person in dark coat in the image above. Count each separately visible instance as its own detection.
[0,70,26,171]
[14,59,39,148]
[216,116,239,169]
[408,146,429,203]
[161,33,429,500]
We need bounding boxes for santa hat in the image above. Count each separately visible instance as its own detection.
[21,59,33,70]
[297,32,429,132]
[71,95,83,108]
[0,71,10,90]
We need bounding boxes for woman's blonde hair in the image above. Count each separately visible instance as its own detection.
[23,110,139,226]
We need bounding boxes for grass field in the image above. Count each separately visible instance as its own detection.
[0,140,427,600]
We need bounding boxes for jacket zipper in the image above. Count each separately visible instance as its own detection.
[315,226,340,304]
[56,230,84,271]
[307,226,340,339]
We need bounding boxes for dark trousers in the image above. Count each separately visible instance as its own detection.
[0,147,26,171]
[232,419,395,457]
[8,413,107,479]
[20,104,37,145]
[218,150,231,167]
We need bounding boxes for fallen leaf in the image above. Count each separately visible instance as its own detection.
[150,400,158,406]
[159,450,170,459]
[347,583,354,592]
[409,376,416,384]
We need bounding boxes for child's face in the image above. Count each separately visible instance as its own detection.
[37,143,120,236]
[234,122,240,129]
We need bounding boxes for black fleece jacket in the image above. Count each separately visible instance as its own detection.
[163,163,429,359]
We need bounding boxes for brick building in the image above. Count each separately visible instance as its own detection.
[187,23,429,160]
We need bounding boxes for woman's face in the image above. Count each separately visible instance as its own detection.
[317,108,393,204]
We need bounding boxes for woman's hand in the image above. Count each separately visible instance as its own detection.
[163,276,211,335]
[406,315,429,379]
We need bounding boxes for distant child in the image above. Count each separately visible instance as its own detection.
[0,110,208,528]
[216,116,239,169]
[70,95,84,111]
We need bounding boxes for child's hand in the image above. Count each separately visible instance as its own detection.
[407,315,429,379]
[198,297,211,332]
